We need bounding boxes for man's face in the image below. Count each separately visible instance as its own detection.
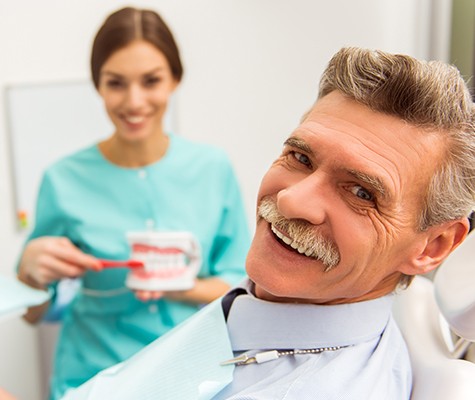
[246,91,445,304]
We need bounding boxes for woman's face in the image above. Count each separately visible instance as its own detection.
[98,40,178,142]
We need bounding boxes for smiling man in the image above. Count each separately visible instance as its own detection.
[62,47,475,400]
[247,90,452,304]
[215,47,475,399]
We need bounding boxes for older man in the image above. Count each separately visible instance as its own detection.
[63,47,475,400]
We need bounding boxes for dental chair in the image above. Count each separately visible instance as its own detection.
[393,232,475,400]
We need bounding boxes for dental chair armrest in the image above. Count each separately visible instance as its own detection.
[434,232,475,342]
[393,276,475,400]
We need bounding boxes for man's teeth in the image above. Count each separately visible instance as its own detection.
[271,225,313,257]
[126,116,144,124]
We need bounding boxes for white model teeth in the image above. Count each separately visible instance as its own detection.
[271,225,313,257]
[126,116,144,124]
[138,253,187,270]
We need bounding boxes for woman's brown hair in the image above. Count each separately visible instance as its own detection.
[90,7,183,88]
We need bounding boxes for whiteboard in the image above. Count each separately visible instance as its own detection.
[6,80,112,232]
[5,80,175,232]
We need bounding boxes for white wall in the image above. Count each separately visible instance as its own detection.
[0,1,451,399]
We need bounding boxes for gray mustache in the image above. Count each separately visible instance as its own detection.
[258,197,341,271]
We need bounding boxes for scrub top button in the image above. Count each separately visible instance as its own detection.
[138,170,147,179]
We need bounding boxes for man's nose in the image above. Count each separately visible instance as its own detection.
[276,174,329,225]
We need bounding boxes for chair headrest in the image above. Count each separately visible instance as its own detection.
[434,231,475,341]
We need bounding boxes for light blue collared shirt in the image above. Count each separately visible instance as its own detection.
[60,280,412,400]
[214,281,412,400]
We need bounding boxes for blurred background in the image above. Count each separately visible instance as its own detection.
[0,0,473,399]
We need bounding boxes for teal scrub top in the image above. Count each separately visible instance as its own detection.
[25,133,251,399]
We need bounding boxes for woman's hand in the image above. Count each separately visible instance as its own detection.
[0,387,17,400]
[18,237,101,324]
[18,236,101,290]
[134,277,231,304]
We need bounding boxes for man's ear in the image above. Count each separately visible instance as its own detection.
[402,218,469,276]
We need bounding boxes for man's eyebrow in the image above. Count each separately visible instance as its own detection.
[284,136,388,198]
[348,169,387,198]
[284,137,313,154]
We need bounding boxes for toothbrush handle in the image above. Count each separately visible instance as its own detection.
[99,259,144,269]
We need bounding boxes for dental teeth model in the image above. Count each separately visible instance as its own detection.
[125,231,201,291]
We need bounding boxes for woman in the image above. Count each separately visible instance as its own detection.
[17,7,250,399]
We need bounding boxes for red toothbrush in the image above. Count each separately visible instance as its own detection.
[99,259,144,269]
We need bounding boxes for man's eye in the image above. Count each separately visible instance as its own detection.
[350,185,374,202]
[292,151,311,167]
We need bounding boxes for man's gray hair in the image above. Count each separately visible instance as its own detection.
[318,47,475,231]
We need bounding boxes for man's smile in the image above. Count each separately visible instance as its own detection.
[270,224,316,258]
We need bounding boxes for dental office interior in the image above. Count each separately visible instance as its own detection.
[0,0,473,399]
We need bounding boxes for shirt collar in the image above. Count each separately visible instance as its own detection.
[226,279,394,351]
